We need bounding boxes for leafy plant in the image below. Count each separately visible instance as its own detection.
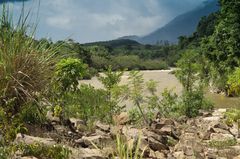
[227,68,240,96]
[0,4,59,116]
[128,71,148,124]
[54,58,87,92]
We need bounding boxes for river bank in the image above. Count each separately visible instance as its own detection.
[81,70,240,108]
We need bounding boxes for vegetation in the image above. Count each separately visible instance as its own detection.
[0,0,239,158]
[113,134,146,159]
[209,138,237,149]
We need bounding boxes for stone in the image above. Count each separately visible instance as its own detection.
[149,150,166,159]
[69,118,85,129]
[203,116,220,122]
[184,146,194,156]
[143,129,167,145]
[113,112,129,125]
[71,148,106,159]
[96,121,110,132]
[148,137,169,151]
[122,126,141,140]
[21,157,39,159]
[233,155,240,159]
[75,135,112,149]
[110,125,122,137]
[173,151,185,159]
[46,111,60,123]
[15,133,56,146]
[210,133,234,141]
[205,148,218,159]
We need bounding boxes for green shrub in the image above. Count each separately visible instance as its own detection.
[54,58,87,92]
[20,103,47,125]
[0,5,59,116]
[227,67,240,96]
[63,84,110,125]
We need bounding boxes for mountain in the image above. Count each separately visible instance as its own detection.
[83,39,141,48]
[121,0,219,44]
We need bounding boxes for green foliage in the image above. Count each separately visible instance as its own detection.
[0,4,58,117]
[20,103,47,125]
[209,139,237,149]
[175,50,213,117]
[227,68,240,96]
[54,58,87,92]
[98,66,124,90]
[0,99,28,143]
[176,50,200,92]
[128,108,142,124]
[158,89,180,117]
[224,109,240,126]
[128,71,148,124]
[16,143,71,159]
[63,84,110,124]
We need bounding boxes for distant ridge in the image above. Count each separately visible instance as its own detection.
[120,0,219,44]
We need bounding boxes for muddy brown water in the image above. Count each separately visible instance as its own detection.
[81,70,240,109]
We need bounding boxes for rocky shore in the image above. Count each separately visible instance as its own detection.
[15,109,240,159]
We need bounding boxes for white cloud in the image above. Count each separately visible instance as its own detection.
[12,0,206,42]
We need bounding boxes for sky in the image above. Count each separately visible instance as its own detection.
[1,0,206,43]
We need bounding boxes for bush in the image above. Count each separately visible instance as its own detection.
[227,67,240,96]
[0,5,58,116]
[54,58,87,92]
[63,84,110,125]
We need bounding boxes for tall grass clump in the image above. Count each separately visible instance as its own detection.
[0,3,60,143]
[0,4,58,114]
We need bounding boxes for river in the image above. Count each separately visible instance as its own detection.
[81,70,240,108]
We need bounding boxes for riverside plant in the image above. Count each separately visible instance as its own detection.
[0,4,61,114]
[0,3,62,144]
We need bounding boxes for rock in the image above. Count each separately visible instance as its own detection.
[96,121,110,132]
[234,155,240,159]
[212,109,226,118]
[46,111,60,123]
[71,148,106,159]
[173,151,185,159]
[203,116,220,122]
[212,128,230,134]
[15,133,56,146]
[110,125,122,137]
[122,126,141,140]
[151,118,175,130]
[205,148,218,159]
[75,135,112,149]
[143,129,168,145]
[21,157,39,159]
[183,146,194,156]
[149,150,166,159]
[210,133,234,141]
[148,137,169,151]
[174,133,204,158]
[69,118,86,131]
[217,147,240,159]
[113,112,129,125]
[230,124,239,137]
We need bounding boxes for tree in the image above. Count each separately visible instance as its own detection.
[201,0,240,91]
